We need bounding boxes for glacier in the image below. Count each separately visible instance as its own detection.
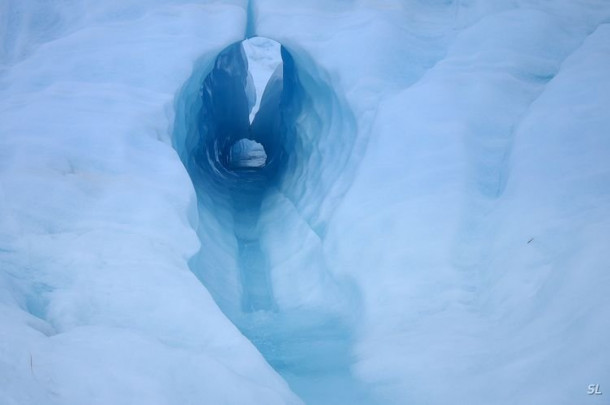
[1,1,610,405]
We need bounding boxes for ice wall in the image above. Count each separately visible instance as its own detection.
[311,4,610,405]
[251,1,610,404]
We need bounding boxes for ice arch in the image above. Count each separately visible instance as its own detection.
[172,37,370,404]
[172,37,359,314]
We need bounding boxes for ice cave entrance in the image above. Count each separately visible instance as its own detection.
[173,35,370,405]
[229,138,267,169]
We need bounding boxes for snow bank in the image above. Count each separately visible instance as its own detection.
[2,0,609,404]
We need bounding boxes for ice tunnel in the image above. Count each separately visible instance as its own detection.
[173,38,294,313]
[172,37,372,404]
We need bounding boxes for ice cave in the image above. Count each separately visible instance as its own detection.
[1,1,609,405]
[172,37,367,404]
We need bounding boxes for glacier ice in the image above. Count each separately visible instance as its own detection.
[1,1,610,405]
[171,35,368,404]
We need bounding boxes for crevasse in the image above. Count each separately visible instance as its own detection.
[172,39,372,405]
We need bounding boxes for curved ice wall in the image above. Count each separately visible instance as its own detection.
[173,38,359,313]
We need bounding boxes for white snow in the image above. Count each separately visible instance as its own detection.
[242,37,282,123]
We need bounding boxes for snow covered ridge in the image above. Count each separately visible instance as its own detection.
[1,1,610,405]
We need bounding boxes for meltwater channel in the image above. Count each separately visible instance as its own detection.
[171,38,376,405]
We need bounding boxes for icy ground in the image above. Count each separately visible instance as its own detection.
[1,1,610,405]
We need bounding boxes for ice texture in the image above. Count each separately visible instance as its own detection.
[1,1,610,405]
[242,36,282,122]
[229,139,267,168]
[0,3,300,405]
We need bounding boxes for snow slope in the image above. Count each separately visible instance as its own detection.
[0,2,300,405]
[1,1,610,404]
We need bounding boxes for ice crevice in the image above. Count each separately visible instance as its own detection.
[172,37,372,405]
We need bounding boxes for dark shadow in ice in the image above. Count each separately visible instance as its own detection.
[173,38,378,405]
